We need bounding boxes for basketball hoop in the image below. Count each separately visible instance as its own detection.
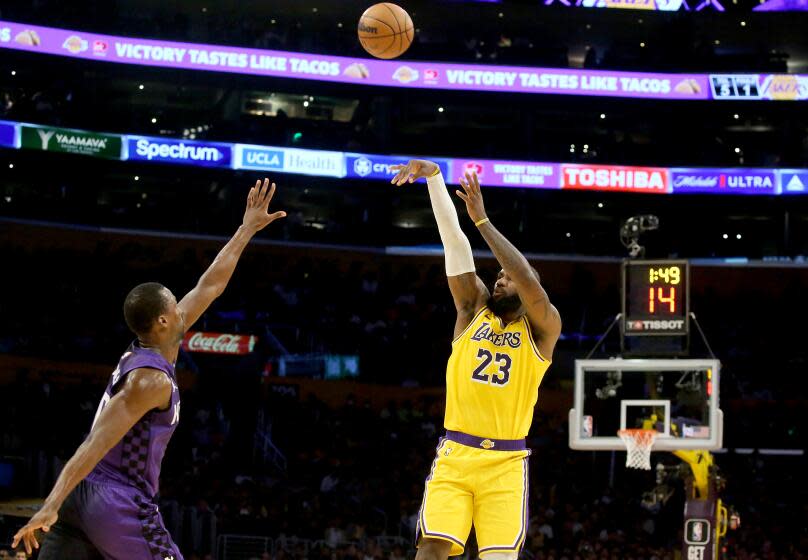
[618,429,658,470]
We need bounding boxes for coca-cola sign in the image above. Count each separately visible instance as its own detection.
[182,331,257,355]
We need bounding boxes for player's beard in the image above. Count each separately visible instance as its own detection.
[487,293,522,317]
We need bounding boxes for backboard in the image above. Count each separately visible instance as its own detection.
[569,359,723,451]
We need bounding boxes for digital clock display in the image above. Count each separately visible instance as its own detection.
[622,260,689,336]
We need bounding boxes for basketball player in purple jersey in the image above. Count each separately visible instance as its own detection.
[12,179,286,560]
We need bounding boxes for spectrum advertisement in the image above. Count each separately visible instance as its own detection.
[126,136,232,167]
[3,120,808,196]
[2,20,807,102]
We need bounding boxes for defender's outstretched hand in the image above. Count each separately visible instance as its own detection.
[12,506,58,554]
[390,159,439,186]
[455,171,488,224]
[243,178,286,233]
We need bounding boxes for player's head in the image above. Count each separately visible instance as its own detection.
[14,551,27,560]
[123,282,185,343]
[487,267,540,317]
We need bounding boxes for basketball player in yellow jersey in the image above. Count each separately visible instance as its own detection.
[391,160,562,560]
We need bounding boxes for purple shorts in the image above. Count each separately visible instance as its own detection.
[39,477,183,560]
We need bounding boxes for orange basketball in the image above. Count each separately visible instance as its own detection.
[357,3,414,60]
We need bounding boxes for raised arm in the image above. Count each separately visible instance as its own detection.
[12,368,172,554]
[178,178,286,329]
[391,160,489,338]
[455,171,562,358]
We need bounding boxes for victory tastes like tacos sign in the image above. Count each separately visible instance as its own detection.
[21,124,122,159]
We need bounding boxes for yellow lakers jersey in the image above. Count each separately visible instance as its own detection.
[444,306,551,440]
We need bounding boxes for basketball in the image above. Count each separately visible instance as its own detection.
[357,3,414,60]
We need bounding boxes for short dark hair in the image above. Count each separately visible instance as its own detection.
[123,282,169,336]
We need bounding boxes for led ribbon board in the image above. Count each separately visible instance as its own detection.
[2,121,807,195]
[2,20,807,101]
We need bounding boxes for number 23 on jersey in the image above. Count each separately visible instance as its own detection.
[471,348,512,386]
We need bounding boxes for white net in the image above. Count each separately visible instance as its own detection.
[617,429,658,470]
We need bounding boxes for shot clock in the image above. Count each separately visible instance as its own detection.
[622,260,689,337]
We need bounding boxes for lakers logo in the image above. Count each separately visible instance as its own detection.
[480,439,495,450]
[470,322,522,348]
[765,75,803,101]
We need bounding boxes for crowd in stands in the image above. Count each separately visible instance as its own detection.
[1,370,804,559]
[1,228,807,402]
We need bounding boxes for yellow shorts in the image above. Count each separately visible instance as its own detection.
[416,437,530,557]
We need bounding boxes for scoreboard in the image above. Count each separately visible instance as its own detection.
[710,75,762,100]
[622,260,690,337]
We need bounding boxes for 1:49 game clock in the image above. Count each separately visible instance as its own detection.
[622,260,690,336]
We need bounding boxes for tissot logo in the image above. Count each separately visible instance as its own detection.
[626,320,685,331]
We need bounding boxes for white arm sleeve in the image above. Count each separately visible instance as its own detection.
[426,172,476,277]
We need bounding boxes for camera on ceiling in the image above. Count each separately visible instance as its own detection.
[620,215,659,259]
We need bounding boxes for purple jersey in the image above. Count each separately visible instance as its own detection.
[89,342,180,498]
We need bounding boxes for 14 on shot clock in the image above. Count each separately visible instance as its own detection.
[622,260,690,336]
